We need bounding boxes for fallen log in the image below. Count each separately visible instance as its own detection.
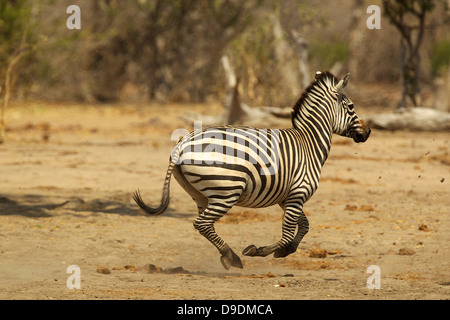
[366,107,450,131]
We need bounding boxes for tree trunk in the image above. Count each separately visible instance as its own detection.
[382,0,434,109]
[291,30,310,90]
[398,35,423,109]
[0,50,27,144]
[272,14,299,99]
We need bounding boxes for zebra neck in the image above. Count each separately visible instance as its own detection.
[292,108,333,166]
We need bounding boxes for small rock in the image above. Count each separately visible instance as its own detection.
[345,204,374,212]
[309,248,327,258]
[398,248,416,256]
[263,272,277,278]
[124,265,138,272]
[141,264,164,273]
[97,266,111,274]
[283,274,294,277]
[112,265,138,272]
[344,205,358,211]
[418,224,431,232]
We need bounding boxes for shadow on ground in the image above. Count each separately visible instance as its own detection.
[0,194,136,217]
[0,194,194,219]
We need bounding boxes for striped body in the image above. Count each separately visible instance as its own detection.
[133,71,371,270]
[174,126,320,210]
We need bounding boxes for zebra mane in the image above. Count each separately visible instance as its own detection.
[291,71,338,126]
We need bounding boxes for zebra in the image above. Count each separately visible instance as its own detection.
[132,71,371,270]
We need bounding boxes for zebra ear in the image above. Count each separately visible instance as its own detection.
[335,73,350,93]
[315,71,322,81]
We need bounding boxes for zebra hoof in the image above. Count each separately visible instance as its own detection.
[242,245,258,256]
[242,244,267,256]
[273,245,296,258]
[220,249,243,270]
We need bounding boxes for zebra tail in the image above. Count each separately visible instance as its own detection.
[132,161,176,215]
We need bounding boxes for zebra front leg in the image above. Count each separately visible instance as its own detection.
[242,215,296,257]
[193,208,243,270]
[274,208,309,258]
[242,203,306,258]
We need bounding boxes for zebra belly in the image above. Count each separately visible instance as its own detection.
[179,164,249,203]
[235,190,286,208]
[178,163,288,209]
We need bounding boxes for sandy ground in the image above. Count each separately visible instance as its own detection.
[0,102,449,300]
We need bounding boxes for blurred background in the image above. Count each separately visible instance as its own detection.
[1,1,450,299]
[1,0,449,110]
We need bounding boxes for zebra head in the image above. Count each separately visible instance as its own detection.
[332,73,371,143]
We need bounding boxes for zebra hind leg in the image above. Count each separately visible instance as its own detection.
[193,206,243,270]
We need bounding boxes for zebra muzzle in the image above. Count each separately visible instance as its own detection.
[353,130,370,143]
[352,119,371,143]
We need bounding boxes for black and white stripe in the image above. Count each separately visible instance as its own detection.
[133,71,371,270]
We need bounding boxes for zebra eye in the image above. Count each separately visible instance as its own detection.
[348,103,354,110]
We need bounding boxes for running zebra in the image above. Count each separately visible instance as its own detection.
[132,71,371,270]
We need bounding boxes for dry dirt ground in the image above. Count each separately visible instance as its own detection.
[0,102,449,300]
